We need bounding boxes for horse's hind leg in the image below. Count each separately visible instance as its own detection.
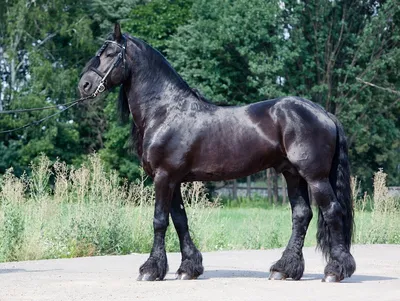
[307,178,356,282]
[170,184,204,280]
[269,171,312,280]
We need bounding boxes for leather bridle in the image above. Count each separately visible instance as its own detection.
[90,36,127,96]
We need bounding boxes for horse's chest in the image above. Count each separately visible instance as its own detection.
[141,156,155,178]
[140,140,171,178]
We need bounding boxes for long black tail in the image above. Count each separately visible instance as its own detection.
[317,113,354,259]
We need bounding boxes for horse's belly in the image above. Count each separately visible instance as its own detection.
[187,139,279,181]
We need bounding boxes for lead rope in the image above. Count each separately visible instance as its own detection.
[0,37,126,134]
[0,94,97,134]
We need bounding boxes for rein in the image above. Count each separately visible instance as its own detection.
[0,94,96,134]
[0,37,127,135]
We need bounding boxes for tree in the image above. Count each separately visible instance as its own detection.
[87,0,146,38]
[167,0,289,105]
[281,0,400,187]
[0,0,97,174]
[123,0,193,55]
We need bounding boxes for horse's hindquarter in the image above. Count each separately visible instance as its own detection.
[185,100,282,181]
[274,97,337,179]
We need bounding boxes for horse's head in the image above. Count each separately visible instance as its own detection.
[79,23,128,97]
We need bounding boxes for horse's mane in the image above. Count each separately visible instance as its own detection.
[124,35,212,105]
[190,88,212,104]
[114,34,213,156]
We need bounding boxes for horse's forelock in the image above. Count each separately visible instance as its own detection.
[81,56,100,76]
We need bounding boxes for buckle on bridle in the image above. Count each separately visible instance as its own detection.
[93,81,106,97]
[98,82,106,93]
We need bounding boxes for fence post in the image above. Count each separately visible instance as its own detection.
[246,176,251,198]
[232,179,238,199]
[281,174,287,204]
[267,169,272,204]
[308,185,315,206]
[272,169,278,204]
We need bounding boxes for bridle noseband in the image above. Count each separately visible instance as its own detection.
[90,36,127,96]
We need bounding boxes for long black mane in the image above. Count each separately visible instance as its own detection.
[118,35,211,116]
[117,35,213,155]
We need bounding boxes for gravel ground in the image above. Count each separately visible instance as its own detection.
[0,244,399,301]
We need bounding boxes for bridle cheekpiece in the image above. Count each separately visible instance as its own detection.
[90,35,127,97]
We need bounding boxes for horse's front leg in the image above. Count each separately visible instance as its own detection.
[171,184,204,280]
[138,171,174,281]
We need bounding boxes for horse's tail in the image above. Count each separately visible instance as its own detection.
[317,113,354,259]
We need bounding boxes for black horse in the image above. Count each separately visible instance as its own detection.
[79,24,355,283]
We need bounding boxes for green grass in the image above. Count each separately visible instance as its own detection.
[0,202,399,262]
[0,154,398,262]
[194,207,400,251]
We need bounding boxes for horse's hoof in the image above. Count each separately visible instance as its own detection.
[137,273,157,281]
[176,272,194,280]
[322,274,341,283]
[269,271,287,280]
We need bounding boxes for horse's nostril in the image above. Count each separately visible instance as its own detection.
[83,82,91,91]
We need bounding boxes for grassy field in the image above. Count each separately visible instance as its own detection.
[0,155,399,262]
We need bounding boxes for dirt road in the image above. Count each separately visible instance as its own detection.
[0,245,398,301]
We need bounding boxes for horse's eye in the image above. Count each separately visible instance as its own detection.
[106,52,114,58]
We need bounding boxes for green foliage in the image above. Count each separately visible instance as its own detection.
[0,0,399,188]
[98,91,142,181]
[0,203,25,262]
[0,0,99,175]
[87,0,146,37]
[167,0,287,105]
[280,0,400,188]
[124,0,193,54]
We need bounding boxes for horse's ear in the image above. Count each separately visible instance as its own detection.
[114,23,122,42]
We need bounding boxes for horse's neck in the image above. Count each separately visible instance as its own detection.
[126,77,194,130]
[125,46,212,129]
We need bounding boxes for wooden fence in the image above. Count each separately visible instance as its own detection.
[214,170,288,204]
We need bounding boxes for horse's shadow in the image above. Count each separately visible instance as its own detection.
[199,270,397,283]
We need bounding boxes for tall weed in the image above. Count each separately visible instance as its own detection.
[355,169,400,244]
[0,155,398,262]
